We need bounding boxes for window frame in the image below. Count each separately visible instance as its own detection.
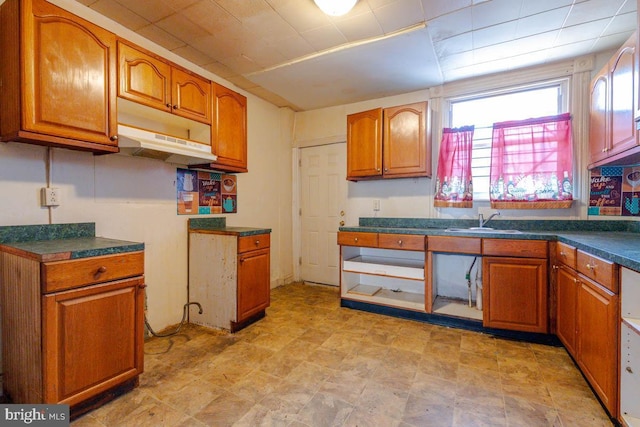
[446,79,570,201]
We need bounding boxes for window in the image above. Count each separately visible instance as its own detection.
[449,81,568,200]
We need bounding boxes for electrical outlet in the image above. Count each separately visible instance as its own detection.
[41,187,60,207]
[373,199,381,211]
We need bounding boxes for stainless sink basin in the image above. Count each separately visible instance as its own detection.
[445,227,522,234]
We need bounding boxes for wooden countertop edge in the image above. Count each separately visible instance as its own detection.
[0,244,71,262]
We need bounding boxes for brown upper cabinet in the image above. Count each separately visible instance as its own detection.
[210,83,248,173]
[0,0,119,153]
[118,41,211,125]
[347,102,431,181]
[589,33,640,168]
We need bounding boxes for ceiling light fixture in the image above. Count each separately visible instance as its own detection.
[314,0,357,16]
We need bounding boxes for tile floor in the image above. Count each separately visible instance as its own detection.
[72,282,613,427]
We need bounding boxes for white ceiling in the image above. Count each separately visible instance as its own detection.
[75,0,637,111]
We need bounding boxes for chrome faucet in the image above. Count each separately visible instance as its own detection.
[479,211,500,228]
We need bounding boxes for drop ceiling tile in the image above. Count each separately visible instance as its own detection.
[268,0,332,33]
[154,13,210,44]
[471,0,523,30]
[301,25,349,50]
[244,10,300,44]
[564,0,627,27]
[556,19,611,46]
[619,0,636,14]
[438,50,474,71]
[520,0,573,17]
[219,55,263,75]
[545,39,597,62]
[592,31,636,52]
[170,45,215,67]
[366,0,401,9]
[190,35,241,60]
[504,50,550,69]
[135,24,186,51]
[160,0,201,13]
[603,11,638,36]
[114,0,175,23]
[472,21,517,49]
[372,0,425,33]
[473,31,559,63]
[273,34,317,61]
[180,1,239,35]
[433,32,473,57]
[213,0,273,20]
[89,0,150,30]
[420,0,472,20]
[427,7,473,42]
[514,7,571,39]
[333,10,384,41]
[201,61,236,79]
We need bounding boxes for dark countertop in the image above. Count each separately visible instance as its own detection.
[188,218,271,236]
[340,218,640,272]
[0,223,144,262]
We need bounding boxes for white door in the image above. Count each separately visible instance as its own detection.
[299,143,347,286]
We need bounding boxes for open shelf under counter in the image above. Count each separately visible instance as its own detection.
[623,317,640,335]
[342,255,425,280]
[343,284,425,311]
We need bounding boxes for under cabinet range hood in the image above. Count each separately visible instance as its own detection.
[117,124,217,165]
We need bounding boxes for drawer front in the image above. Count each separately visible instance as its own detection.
[238,233,270,253]
[42,251,144,293]
[427,236,481,254]
[577,250,618,293]
[556,242,577,269]
[337,231,378,248]
[378,233,425,251]
[483,239,548,258]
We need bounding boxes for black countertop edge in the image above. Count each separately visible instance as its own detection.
[0,222,96,244]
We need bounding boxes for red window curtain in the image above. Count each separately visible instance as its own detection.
[489,113,573,208]
[434,126,474,208]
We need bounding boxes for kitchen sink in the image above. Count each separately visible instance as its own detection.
[445,227,522,234]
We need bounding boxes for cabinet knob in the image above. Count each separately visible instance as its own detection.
[166,103,172,108]
[586,263,596,271]
[94,266,107,279]
[139,284,147,289]
[573,278,579,283]
[384,168,388,172]
[376,168,381,172]
[172,104,179,110]
[552,265,558,271]
[110,135,118,141]
[559,251,566,257]
[255,240,260,246]
[397,240,403,246]
[354,237,358,242]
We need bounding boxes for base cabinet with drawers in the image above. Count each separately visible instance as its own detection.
[554,242,619,418]
[0,249,145,415]
[189,230,271,332]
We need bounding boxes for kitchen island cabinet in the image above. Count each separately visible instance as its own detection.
[346,102,431,181]
[0,0,119,152]
[188,220,271,332]
[0,227,145,418]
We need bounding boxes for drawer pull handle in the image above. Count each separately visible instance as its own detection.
[559,251,566,257]
[627,366,633,374]
[94,266,107,279]
[397,240,403,246]
[354,237,358,242]
[255,240,260,246]
[586,263,596,271]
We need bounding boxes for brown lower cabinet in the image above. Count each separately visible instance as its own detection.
[0,250,145,415]
[554,243,619,418]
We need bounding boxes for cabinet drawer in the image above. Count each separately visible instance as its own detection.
[41,251,144,293]
[483,239,548,258]
[556,242,577,269]
[577,250,618,293]
[337,232,378,248]
[427,236,481,254]
[378,234,425,251]
[238,234,270,253]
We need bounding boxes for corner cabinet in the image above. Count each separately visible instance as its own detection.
[346,102,431,181]
[189,230,270,332]
[0,250,145,417]
[589,32,640,168]
[338,231,427,311]
[209,83,248,173]
[0,0,119,152]
[118,41,211,124]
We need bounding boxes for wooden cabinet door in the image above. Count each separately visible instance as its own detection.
[609,38,638,157]
[383,102,430,178]
[118,41,171,113]
[482,257,548,333]
[171,67,211,124]
[24,0,117,146]
[211,83,248,172]
[237,248,270,323]
[42,277,145,405]
[347,108,383,180]
[589,73,609,166]
[576,277,619,416]
[556,266,578,356]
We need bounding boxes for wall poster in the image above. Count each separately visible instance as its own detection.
[589,166,640,217]
[176,168,237,215]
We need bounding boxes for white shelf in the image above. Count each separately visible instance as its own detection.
[343,255,424,280]
[623,317,640,335]
[344,285,424,311]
